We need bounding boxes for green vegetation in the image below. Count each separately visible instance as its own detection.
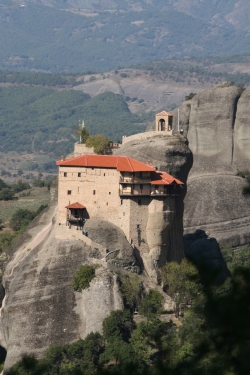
[10,205,47,232]
[0,179,30,201]
[119,273,143,311]
[185,92,196,101]
[8,256,250,375]
[72,265,96,292]
[1,3,250,73]
[139,289,163,317]
[86,134,110,154]
[0,87,153,158]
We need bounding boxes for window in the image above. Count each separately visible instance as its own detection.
[93,190,96,195]
[121,199,123,205]
[138,199,141,206]
[106,202,108,205]
[64,172,67,177]
[67,190,71,195]
[104,173,106,176]
[109,192,111,195]
[78,173,81,177]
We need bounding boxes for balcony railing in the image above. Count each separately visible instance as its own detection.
[120,177,151,184]
[119,188,169,196]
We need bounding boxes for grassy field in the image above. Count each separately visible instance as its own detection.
[0,187,51,225]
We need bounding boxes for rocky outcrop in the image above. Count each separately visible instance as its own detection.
[0,201,141,369]
[184,230,230,285]
[115,134,193,275]
[176,85,250,247]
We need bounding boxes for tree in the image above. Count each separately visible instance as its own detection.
[86,134,110,154]
[139,289,163,318]
[72,265,95,291]
[74,123,89,144]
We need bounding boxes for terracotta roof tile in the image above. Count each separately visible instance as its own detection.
[151,171,184,185]
[65,202,86,209]
[57,155,155,172]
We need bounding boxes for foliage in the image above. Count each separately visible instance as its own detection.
[0,88,152,158]
[72,265,95,292]
[74,124,90,144]
[162,258,201,309]
[119,273,143,311]
[185,92,196,101]
[0,232,16,252]
[7,262,250,375]
[9,204,47,232]
[139,289,163,318]
[0,179,30,200]
[86,134,110,154]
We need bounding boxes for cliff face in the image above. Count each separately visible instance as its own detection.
[0,187,142,369]
[173,85,250,247]
[115,134,193,275]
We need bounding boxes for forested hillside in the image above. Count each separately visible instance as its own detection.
[0,1,250,72]
[0,87,152,158]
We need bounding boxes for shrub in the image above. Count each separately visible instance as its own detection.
[72,265,95,291]
[185,92,196,101]
[86,134,110,154]
[119,273,143,311]
[139,289,163,317]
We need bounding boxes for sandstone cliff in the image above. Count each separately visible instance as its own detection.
[173,85,250,247]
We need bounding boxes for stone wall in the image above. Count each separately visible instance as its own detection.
[122,130,172,145]
[74,142,94,156]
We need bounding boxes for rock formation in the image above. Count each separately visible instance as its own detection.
[173,85,250,247]
[115,134,193,273]
[0,185,141,370]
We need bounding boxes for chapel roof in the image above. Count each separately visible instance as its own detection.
[57,154,155,172]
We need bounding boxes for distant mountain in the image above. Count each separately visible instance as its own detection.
[0,1,250,72]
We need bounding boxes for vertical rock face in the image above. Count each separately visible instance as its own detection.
[233,87,250,170]
[115,135,193,277]
[0,211,140,370]
[179,85,250,247]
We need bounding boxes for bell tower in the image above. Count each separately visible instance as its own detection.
[155,111,173,134]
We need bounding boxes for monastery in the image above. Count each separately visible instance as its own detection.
[55,110,183,260]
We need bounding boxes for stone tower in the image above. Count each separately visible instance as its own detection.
[155,110,173,134]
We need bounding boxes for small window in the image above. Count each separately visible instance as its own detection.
[106,202,108,206]
[109,192,111,195]
[64,172,67,177]
[78,187,79,192]
[138,199,141,206]
[92,168,94,170]
[93,190,96,195]
[104,173,106,176]
[123,212,125,216]
[67,190,71,195]
[121,199,123,205]
[78,173,81,177]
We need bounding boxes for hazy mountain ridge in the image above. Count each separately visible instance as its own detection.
[0,0,249,72]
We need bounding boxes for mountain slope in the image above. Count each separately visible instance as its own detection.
[0,1,250,72]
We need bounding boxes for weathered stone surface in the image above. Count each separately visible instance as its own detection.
[183,85,250,247]
[115,135,193,276]
[233,86,250,170]
[184,230,230,285]
[188,86,240,176]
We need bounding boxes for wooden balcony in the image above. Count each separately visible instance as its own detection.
[119,188,168,196]
[120,177,151,184]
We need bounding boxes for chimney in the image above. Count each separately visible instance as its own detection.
[61,155,65,161]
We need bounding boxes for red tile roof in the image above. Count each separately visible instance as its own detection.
[65,202,86,209]
[151,171,184,185]
[57,155,155,172]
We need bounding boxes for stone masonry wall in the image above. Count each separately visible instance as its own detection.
[74,143,95,156]
[122,131,172,145]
